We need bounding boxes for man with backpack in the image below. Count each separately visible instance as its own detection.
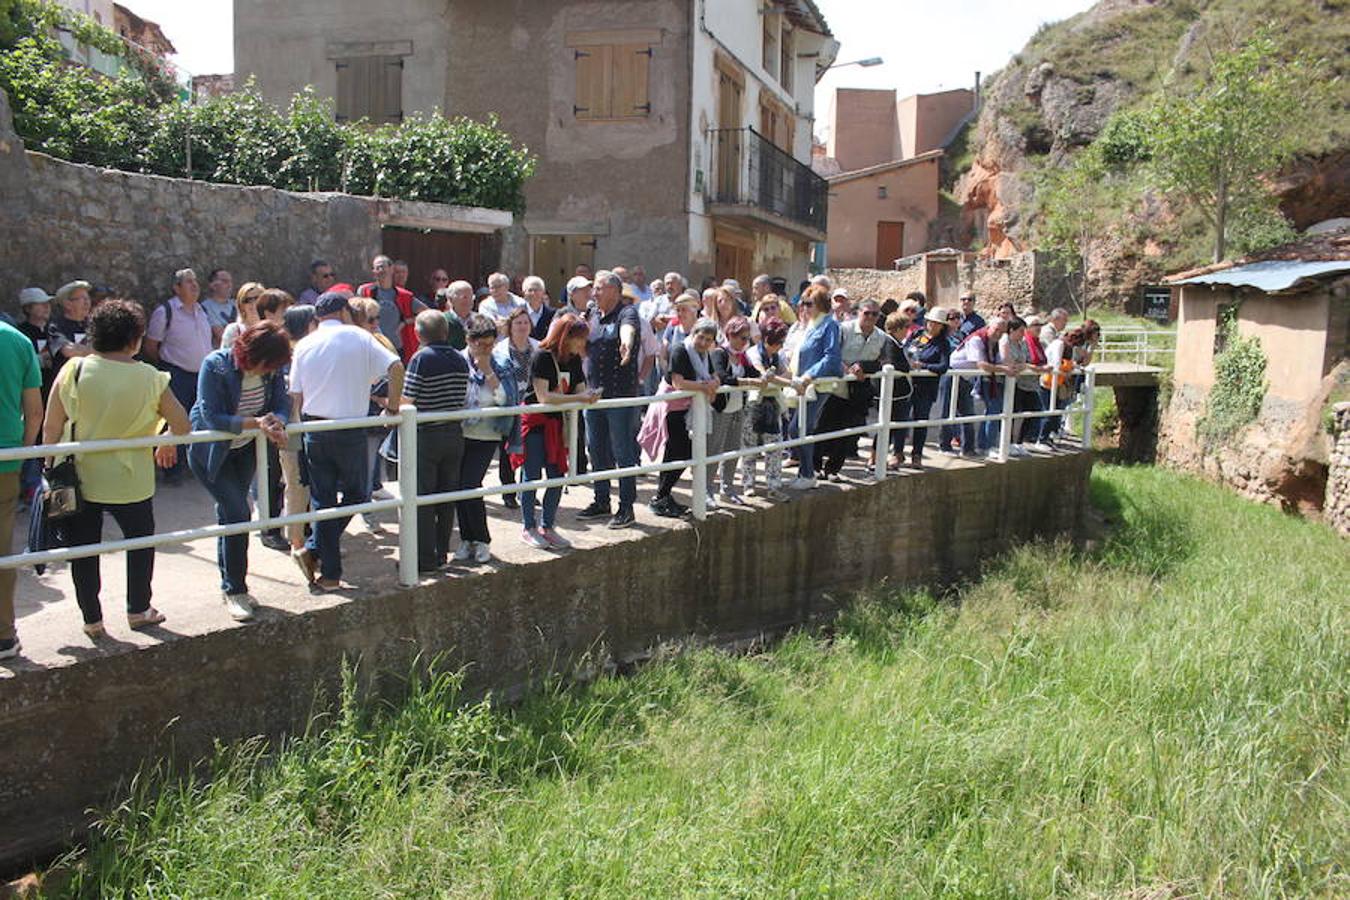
[357,254,426,363]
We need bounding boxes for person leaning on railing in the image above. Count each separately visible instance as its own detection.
[641,318,719,519]
[706,315,761,507]
[287,291,405,592]
[516,312,597,550]
[187,321,293,622]
[786,284,842,491]
[739,317,795,501]
[42,299,191,639]
[997,317,1047,457]
[278,304,317,555]
[1037,326,1085,447]
[456,313,519,565]
[402,310,470,575]
[817,297,888,481]
[878,312,915,469]
[897,307,952,468]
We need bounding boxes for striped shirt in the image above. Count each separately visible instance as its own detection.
[229,373,268,449]
[404,343,469,424]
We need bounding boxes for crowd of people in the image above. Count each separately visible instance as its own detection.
[0,256,1100,659]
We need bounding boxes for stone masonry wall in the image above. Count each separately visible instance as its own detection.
[1326,403,1350,536]
[830,250,1070,317]
[0,86,504,314]
[0,453,1092,866]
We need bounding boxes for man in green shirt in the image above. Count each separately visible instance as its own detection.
[0,319,44,659]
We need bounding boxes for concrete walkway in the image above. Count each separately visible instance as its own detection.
[2,445,1071,677]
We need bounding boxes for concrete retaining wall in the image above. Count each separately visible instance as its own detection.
[0,453,1092,867]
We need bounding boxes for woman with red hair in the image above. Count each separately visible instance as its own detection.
[513,312,598,550]
[187,321,293,621]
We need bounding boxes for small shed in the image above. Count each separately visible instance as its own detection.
[1166,232,1350,415]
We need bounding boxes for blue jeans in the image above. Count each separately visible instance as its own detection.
[981,390,1005,451]
[585,405,640,510]
[1037,386,1069,441]
[938,374,978,453]
[165,364,198,479]
[190,443,255,595]
[791,396,827,478]
[303,428,370,581]
[520,428,565,530]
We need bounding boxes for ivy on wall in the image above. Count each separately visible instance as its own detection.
[1198,308,1268,448]
[0,0,535,212]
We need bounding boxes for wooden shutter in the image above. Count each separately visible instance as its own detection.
[611,44,651,118]
[336,57,371,122]
[574,45,611,119]
[379,56,403,124]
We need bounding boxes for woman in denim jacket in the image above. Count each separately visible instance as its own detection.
[187,322,292,621]
[456,314,521,563]
[787,284,842,490]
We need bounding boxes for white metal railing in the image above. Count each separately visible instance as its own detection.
[0,366,1097,588]
[1096,329,1176,364]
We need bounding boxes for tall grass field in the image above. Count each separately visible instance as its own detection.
[55,467,1347,897]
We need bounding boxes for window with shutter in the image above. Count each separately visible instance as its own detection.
[335,55,403,125]
[567,30,657,121]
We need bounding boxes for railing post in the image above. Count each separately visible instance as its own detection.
[397,404,419,587]
[998,374,1014,462]
[690,391,709,521]
[1081,367,1096,451]
[1047,369,1059,445]
[875,365,894,481]
[566,408,580,480]
[254,432,271,531]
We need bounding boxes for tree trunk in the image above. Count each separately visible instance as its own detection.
[1214,171,1228,263]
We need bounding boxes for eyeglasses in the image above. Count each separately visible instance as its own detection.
[861,310,880,317]
[946,314,960,320]
[316,272,335,280]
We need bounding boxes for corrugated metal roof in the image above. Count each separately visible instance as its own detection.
[1172,259,1350,293]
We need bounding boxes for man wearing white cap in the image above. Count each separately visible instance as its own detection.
[48,280,94,379]
[830,288,854,324]
[563,274,593,316]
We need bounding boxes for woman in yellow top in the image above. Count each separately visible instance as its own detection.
[43,299,190,638]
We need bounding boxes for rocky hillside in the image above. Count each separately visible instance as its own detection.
[953,0,1350,299]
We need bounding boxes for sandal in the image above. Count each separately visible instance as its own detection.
[83,622,106,639]
[128,607,166,630]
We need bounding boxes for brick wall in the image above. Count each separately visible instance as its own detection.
[830,250,1070,316]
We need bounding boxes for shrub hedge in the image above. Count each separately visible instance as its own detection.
[0,0,535,211]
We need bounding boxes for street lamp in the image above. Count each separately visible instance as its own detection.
[827,57,883,71]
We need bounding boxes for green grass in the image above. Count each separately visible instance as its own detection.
[53,467,1348,897]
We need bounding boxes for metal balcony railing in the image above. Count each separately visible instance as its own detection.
[709,127,828,234]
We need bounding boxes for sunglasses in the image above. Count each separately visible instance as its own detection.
[946,314,960,320]
[861,310,880,317]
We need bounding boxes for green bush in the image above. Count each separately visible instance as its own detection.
[0,0,535,211]
[1198,319,1267,446]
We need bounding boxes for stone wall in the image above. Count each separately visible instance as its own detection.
[0,86,508,315]
[1325,403,1350,537]
[829,249,1070,315]
[0,453,1092,867]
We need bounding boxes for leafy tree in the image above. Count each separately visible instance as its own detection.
[1034,145,1127,316]
[1142,32,1326,263]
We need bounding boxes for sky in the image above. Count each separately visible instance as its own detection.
[128,0,1099,113]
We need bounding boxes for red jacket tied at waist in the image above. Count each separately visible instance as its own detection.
[510,413,568,472]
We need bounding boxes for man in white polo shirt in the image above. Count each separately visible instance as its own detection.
[289,291,404,590]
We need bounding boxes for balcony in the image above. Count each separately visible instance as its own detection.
[708,127,828,241]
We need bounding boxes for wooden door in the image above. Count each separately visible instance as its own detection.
[381,227,483,296]
[531,234,596,299]
[875,221,905,268]
[925,257,959,308]
[715,241,752,288]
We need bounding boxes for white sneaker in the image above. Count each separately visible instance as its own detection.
[473,541,492,563]
[787,476,818,491]
[705,494,720,510]
[1010,445,1029,457]
[371,487,395,501]
[453,543,474,562]
[718,490,744,505]
[224,593,254,622]
[520,528,550,550]
[986,448,1002,459]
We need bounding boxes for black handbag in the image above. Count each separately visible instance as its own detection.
[751,398,781,435]
[44,360,85,522]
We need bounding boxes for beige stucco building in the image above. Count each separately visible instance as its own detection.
[234,0,837,294]
[819,86,974,270]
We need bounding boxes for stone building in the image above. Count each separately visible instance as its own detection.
[1159,230,1350,518]
[233,0,838,294]
[818,87,975,268]
[112,2,175,58]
